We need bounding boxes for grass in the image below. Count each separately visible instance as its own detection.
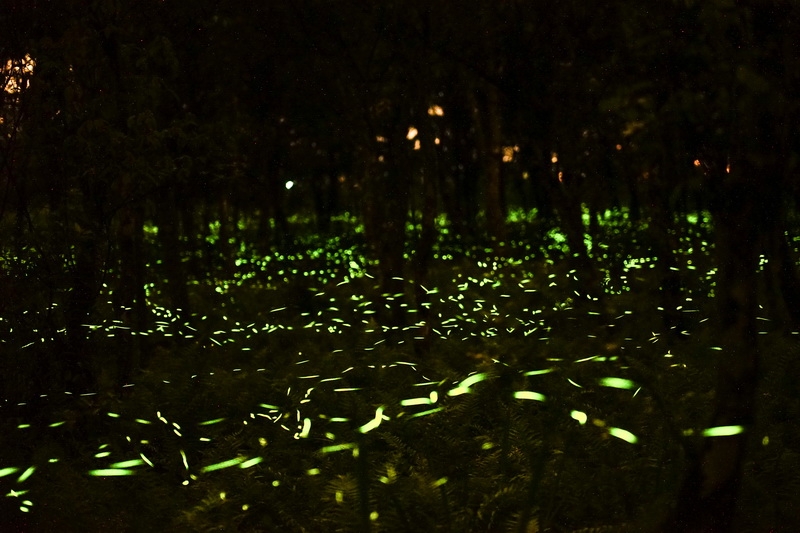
[0,208,798,532]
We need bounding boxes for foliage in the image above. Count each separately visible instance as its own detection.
[0,213,798,531]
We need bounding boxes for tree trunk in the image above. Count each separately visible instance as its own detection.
[412,109,439,356]
[484,85,506,244]
[474,85,507,245]
[62,228,102,392]
[662,164,760,533]
[363,130,409,330]
[158,189,190,316]
[115,202,147,384]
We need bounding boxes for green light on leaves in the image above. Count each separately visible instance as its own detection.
[88,469,136,477]
[201,457,245,473]
[199,418,226,426]
[598,377,636,390]
[513,391,546,402]
[702,425,745,437]
[448,372,489,396]
[320,443,356,454]
[408,407,443,419]
[608,427,638,444]
[359,407,388,433]
[239,457,264,469]
[109,459,145,468]
[299,418,312,438]
[570,410,588,425]
[0,467,20,478]
[16,467,35,483]
[523,368,554,376]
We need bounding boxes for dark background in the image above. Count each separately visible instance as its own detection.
[2,1,800,531]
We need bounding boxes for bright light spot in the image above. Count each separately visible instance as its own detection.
[702,425,745,437]
[551,152,558,163]
[570,410,587,425]
[615,144,622,151]
[434,137,440,145]
[3,54,35,94]
[449,372,489,396]
[608,427,638,444]
[401,397,431,407]
[524,368,554,376]
[0,468,20,478]
[239,457,264,469]
[299,418,311,438]
[407,127,418,140]
[201,457,245,473]
[598,377,636,390]
[513,390,546,402]
[87,469,135,477]
[285,181,294,190]
[358,406,388,433]
[694,159,701,167]
[16,467,35,483]
[413,139,421,150]
[427,105,444,116]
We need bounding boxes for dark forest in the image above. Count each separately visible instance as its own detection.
[2,1,800,531]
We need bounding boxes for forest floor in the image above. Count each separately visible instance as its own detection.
[1,211,799,532]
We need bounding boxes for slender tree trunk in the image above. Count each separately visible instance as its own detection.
[662,162,761,533]
[485,86,506,244]
[363,128,410,330]
[62,228,102,392]
[412,109,439,356]
[442,83,481,240]
[474,85,507,245]
[158,189,190,316]
[115,202,147,384]
[378,144,410,328]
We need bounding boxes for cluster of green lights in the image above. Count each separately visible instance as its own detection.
[0,207,785,523]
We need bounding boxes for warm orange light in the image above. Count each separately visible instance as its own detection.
[726,163,730,173]
[406,127,418,140]
[427,105,444,116]
[502,146,515,162]
[615,144,622,151]
[413,139,421,150]
[3,54,35,94]
[551,152,558,164]
[434,137,440,145]
[376,136,387,143]
[558,171,563,182]
[693,159,701,167]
